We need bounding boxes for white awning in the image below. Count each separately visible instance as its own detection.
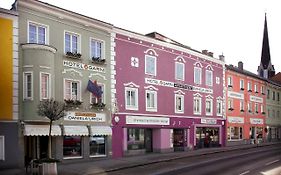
[90,126,112,136]
[24,125,61,136]
[63,125,89,136]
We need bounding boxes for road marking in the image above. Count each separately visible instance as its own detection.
[265,159,279,166]
[239,170,250,175]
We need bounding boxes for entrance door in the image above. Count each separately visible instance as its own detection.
[173,129,184,151]
[145,129,153,152]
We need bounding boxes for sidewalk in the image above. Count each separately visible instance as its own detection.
[57,142,279,175]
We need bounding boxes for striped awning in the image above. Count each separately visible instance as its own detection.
[24,125,61,136]
[63,125,89,136]
[90,126,112,136]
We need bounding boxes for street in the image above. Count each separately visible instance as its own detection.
[101,144,281,175]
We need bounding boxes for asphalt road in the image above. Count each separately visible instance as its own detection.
[104,144,281,175]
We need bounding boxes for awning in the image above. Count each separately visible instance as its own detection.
[90,126,112,136]
[63,125,89,136]
[24,125,61,136]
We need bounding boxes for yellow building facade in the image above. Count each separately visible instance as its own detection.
[0,8,22,169]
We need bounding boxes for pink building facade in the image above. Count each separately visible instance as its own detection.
[111,30,226,158]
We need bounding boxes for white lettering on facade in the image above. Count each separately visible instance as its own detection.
[126,116,170,125]
[65,112,105,122]
[63,60,105,73]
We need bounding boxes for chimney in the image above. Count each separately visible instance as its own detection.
[202,50,208,55]
[208,52,213,57]
[219,54,225,62]
[238,61,243,70]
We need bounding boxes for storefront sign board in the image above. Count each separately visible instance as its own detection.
[65,112,106,122]
[126,115,170,125]
[201,118,217,125]
[228,116,244,124]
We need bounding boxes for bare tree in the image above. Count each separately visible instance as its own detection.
[38,98,66,159]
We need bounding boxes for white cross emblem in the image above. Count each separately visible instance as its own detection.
[131,57,139,67]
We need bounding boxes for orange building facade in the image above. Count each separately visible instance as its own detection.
[226,63,266,146]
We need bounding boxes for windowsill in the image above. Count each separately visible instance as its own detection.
[175,111,184,114]
[89,155,106,158]
[206,113,213,116]
[146,108,157,112]
[228,139,243,141]
[125,107,139,111]
[63,156,83,160]
[193,112,201,115]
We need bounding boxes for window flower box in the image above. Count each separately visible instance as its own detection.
[92,57,106,64]
[255,91,259,93]
[240,109,245,112]
[262,112,266,115]
[66,52,82,59]
[228,107,234,111]
[255,111,259,114]
[228,85,233,88]
[91,102,106,110]
[248,110,252,113]
[240,88,244,91]
[248,90,252,92]
[64,99,83,108]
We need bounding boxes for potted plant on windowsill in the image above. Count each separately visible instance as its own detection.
[240,109,245,112]
[37,99,66,175]
[240,88,244,91]
[64,99,83,108]
[66,51,82,59]
[228,85,233,88]
[91,102,106,110]
[256,111,259,114]
[248,110,252,113]
[262,112,266,115]
[91,56,106,64]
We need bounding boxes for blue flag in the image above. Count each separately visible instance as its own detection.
[87,80,103,98]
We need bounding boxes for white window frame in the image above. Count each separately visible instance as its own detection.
[194,67,202,85]
[240,79,244,90]
[175,62,185,81]
[227,76,233,87]
[261,86,265,94]
[261,105,265,113]
[240,100,244,111]
[145,55,157,76]
[90,37,105,60]
[228,98,233,110]
[40,72,51,100]
[247,81,252,91]
[216,99,223,116]
[125,87,138,110]
[255,103,259,113]
[228,126,243,141]
[205,70,213,86]
[90,83,105,104]
[27,20,49,44]
[64,30,81,54]
[248,102,252,112]
[23,71,33,100]
[175,94,184,113]
[254,84,258,93]
[146,90,157,112]
[63,79,82,101]
[193,96,202,115]
[205,98,213,116]
[0,136,4,160]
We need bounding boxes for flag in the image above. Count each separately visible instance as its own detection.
[87,80,103,98]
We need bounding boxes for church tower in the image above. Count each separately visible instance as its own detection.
[257,13,275,78]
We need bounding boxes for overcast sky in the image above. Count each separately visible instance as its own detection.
[1,0,280,73]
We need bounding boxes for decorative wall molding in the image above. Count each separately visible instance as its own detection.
[88,73,107,80]
[62,68,83,77]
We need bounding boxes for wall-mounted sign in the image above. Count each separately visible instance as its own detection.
[201,118,217,125]
[250,118,264,125]
[250,95,263,103]
[126,115,170,125]
[65,112,105,122]
[63,60,105,73]
[145,78,213,94]
[227,91,244,100]
[228,116,244,124]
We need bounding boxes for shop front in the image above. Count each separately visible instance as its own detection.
[112,115,226,158]
[249,118,265,144]
[226,116,245,146]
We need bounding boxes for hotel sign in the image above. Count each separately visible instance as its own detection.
[65,112,105,122]
[201,118,217,125]
[126,116,170,125]
[227,91,244,100]
[250,118,264,125]
[250,95,263,103]
[228,117,244,124]
[63,60,105,73]
[145,78,213,94]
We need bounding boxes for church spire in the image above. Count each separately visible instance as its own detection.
[258,13,275,78]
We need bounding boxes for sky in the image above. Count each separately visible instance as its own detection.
[1,0,280,74]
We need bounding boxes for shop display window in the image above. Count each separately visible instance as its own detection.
[127,128,145,150]
[63,136,82,157]
[90,136,105,156]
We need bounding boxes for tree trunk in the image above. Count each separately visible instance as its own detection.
[48,120,53,159]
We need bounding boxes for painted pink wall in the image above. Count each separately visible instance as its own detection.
[153,129,171,150]
[115,33,224,117]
